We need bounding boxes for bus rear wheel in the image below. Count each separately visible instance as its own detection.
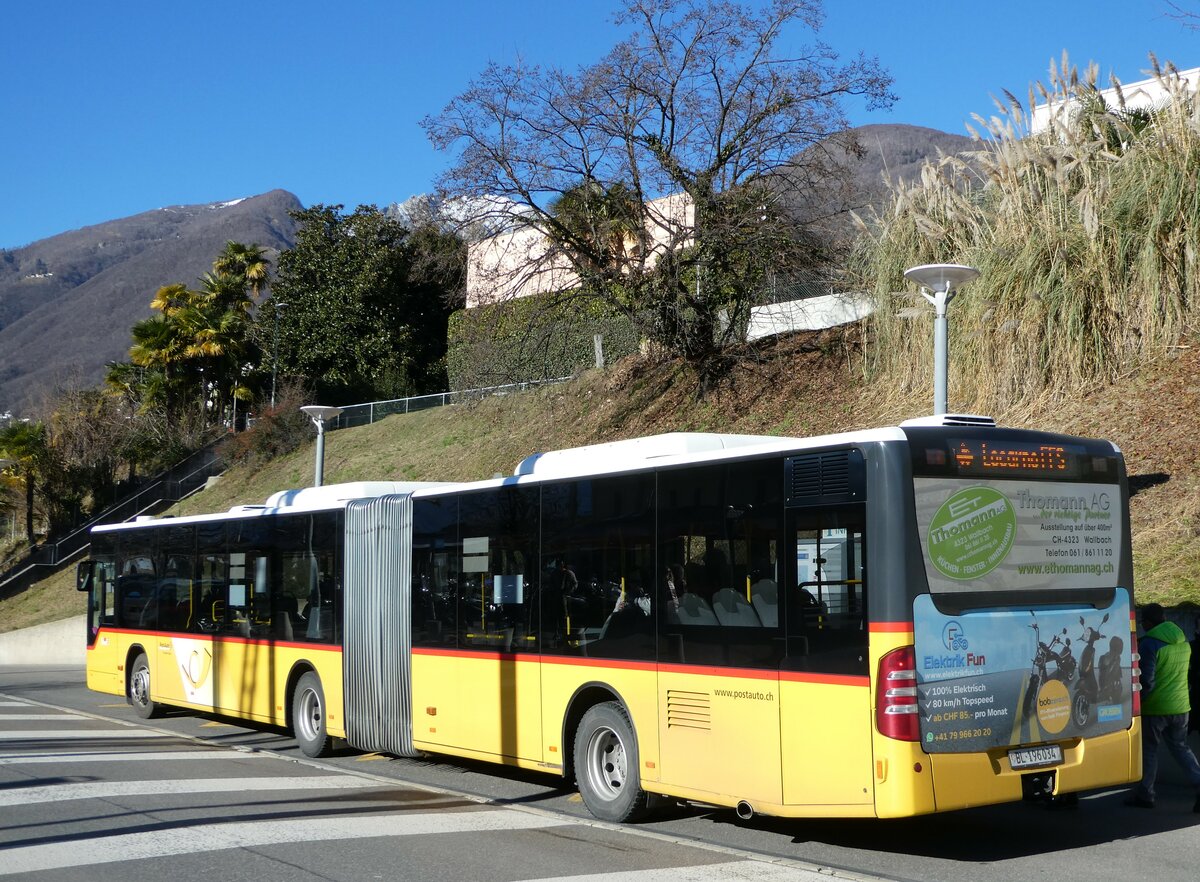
[573,701,650,823]
[292,672,332,757]
[128,652,161,719]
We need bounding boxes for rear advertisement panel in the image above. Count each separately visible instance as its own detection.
[913,589,1132,752]
[913,478,1121,594]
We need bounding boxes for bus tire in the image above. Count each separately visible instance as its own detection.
[128,652,161,719]
[573,701,649,823]
[293,671,332,757]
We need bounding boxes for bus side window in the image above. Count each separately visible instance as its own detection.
[117,555,157,629]
[787,514,868,675]
[97,562,117,627]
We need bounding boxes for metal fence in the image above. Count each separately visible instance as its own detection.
[331,377,572,431]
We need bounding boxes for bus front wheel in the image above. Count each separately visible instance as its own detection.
[128,652,161,719]
[292,672,332,757]
[573,701,650,823]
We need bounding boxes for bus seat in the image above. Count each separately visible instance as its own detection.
[273,597,297,640]
[750,580,778,627]
[673,592,719,626]
[712,588,762,627]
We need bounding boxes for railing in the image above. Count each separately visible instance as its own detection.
[331,377,572,431]
[0,443,224,599]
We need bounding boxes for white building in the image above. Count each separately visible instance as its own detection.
[465,193,693,309]
[1029,66,1199,135]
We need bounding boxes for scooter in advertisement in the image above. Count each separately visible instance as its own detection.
[1071,612,1109,727]
[1021,618,1077,722]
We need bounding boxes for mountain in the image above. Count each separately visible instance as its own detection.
[0,190,301,415]
[781,123,977,245]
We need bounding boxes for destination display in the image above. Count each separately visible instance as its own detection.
[913,589,1133,753]
[914,439,1108,480]
[913,477,1122,594]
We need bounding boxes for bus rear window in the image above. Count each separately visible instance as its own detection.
[913,476,1123,596]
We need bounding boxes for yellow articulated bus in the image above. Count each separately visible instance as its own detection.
[78,415,1141,821]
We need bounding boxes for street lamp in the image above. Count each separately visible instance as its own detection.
[903,264,980,416]
[270,300,288,409]
[300,405,343,487]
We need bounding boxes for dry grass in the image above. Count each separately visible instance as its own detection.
[0,565,80,634]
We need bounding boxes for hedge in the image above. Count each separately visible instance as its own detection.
[447,293,640,390]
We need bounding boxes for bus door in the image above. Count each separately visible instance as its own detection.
[778,506,874,807]
[655,459,783,807]
[80,556,120,692]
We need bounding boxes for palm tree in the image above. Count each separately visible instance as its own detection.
[0,421,49,545]
[550,180,645,271]
[213,242,271,301]
[127,305,192,413]
[107,244,271,431]
[190,271,258,427]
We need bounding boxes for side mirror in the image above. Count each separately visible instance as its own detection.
[75,562,92,593]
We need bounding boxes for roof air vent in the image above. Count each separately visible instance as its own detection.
[900,414,997,428]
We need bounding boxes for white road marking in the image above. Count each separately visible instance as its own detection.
[0,713,88,720]
[0,749,268,765]
[0,810,576,875]
[524,861,848,881]
[0,775,380,806]
[0,701,31,706]
[0,729,164,740]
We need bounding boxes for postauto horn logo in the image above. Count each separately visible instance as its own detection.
[927,486,1017,580]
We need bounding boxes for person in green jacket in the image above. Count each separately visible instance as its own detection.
[1126,604,1200,811]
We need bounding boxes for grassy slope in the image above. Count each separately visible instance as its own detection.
[5,327,1198,633]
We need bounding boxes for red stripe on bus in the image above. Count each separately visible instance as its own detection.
[869,621,913,632]
[411,646,657,671]
[413,646,536,663]
[412,647,868,685]
[655,662,777,680]
[89,627,339,653]
[779,671,869,686]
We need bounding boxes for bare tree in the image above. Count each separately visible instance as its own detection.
[423,0,893,390]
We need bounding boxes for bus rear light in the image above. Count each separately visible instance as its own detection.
[877,646,920,741]
[1130,650,1142,716]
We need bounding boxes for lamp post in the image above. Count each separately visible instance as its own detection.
[270,300,288,409]
[300,405,343,487]
[903,264,980,415]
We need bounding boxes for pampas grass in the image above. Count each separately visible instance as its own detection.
[850,56,1200,414]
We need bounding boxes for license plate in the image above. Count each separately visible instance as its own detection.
[1008,744,1063,770]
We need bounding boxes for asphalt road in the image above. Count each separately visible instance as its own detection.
[3,665,1199,882]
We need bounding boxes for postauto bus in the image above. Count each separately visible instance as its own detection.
[78,415,1140,821]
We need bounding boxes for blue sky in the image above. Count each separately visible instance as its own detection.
[3,0,1195,249]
